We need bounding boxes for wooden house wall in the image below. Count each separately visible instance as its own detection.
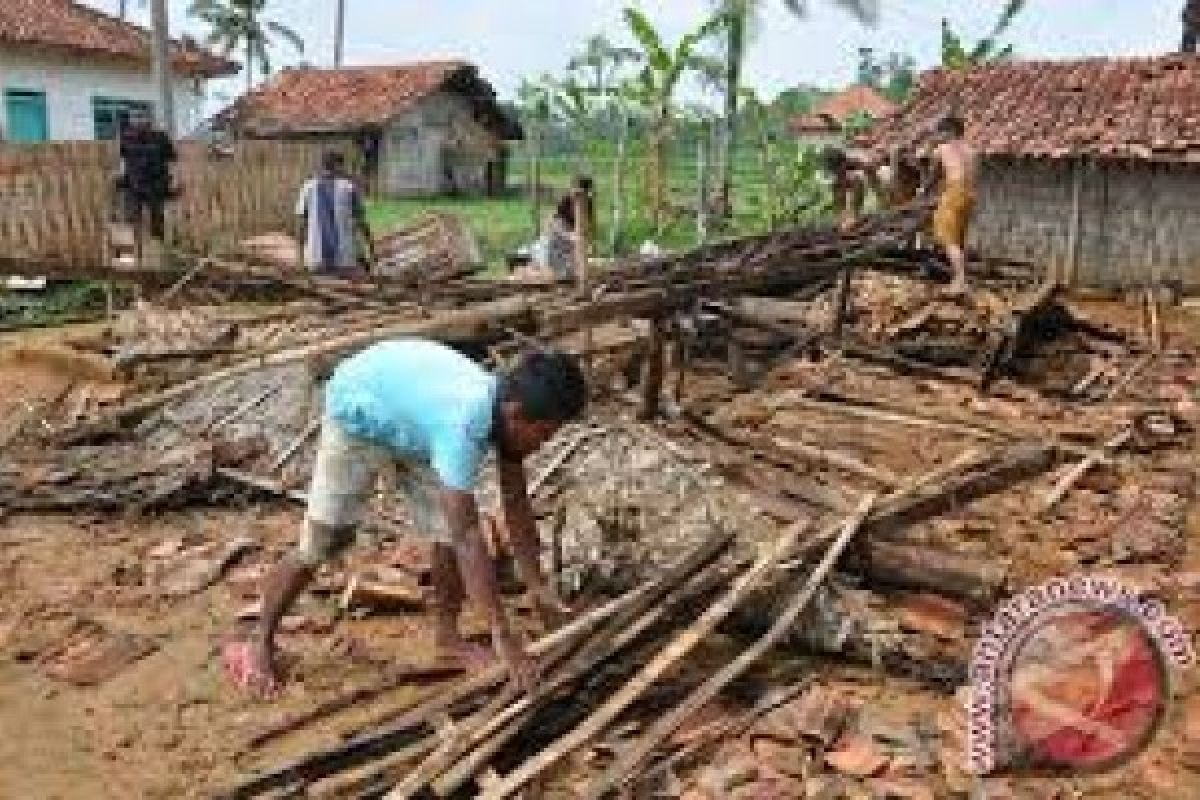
[973,157,1200,291]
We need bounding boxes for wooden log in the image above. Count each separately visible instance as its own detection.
[585,495,877,799]
[771,434,902,489]
[383,529,734,799]
[1039,427,1132,514]
[638,317,667,420]
[216,586,652,799]
[1107,354,1154,402]
[54,295,535,441]
[243,665,463,751]
[476,520,810,800]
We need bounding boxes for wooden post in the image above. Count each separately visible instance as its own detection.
[609,107,629,257]
[573,186,594,385]
[1065,159,1084,287]
[530,121,543,234]
[831,266,855,341]
[639,317,666,420]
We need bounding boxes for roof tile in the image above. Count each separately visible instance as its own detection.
[0,0,236,78]
[868,55,1200,161]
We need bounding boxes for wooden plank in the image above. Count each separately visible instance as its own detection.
[585,495,877,799]
[477,520,810,800]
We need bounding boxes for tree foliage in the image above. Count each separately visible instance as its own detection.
[940,0,1026,69]
[188,0,304,90]
[856,47,917,102]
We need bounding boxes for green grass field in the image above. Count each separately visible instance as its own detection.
[366,149,815,274]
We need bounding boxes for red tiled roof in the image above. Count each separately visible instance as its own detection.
[221,62,522,139]
[0,0,237,78]
[790,85,897,134]
[866,56,1200,162]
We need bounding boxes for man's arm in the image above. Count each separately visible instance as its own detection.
[497,456,571,617]
[440,487,538,689]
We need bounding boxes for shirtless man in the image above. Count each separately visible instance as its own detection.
[930,114,980,296]
[223,340,587,695]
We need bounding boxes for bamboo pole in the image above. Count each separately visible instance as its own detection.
[586,495,877,798]
[477,520,811,800]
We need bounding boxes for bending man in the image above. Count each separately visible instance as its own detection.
[225,340,588,695]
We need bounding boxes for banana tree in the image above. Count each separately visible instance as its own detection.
[623,6,725,229]
[941,0,1026,69]
[709,0,878,221]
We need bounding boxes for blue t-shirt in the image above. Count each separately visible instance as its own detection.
[325,339,498,491]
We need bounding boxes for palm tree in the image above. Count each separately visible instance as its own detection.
[710,0,877,219]
[940,0,1026,69]
[567,35,641,104]
[1184,0,1200,52]
[188,0,305,91]
[623,7,725,229]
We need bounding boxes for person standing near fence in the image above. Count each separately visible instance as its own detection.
[296,150,376,277]
[117,107,176,267]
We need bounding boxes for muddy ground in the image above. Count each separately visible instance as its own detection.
[0,295,1198,799]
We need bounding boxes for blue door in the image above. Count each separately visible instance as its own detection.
[5,90,49,143]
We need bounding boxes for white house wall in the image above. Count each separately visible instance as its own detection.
[0,49,205,140]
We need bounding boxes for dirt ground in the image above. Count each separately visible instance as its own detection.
[0,297,1198,799]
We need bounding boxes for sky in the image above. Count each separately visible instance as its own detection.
[82,0,1186,108]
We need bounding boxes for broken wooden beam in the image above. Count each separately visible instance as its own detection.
[584,495,877,799]
[475,520,808,800]
[1040,426,1133,514]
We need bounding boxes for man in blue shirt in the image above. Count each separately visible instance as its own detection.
[225,340,587,695]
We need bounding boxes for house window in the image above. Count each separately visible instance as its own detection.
[3,89,49,143]
[92,97,153,141]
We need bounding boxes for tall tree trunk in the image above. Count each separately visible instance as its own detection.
[696,120,710,245]
[149,0,174,135]
[719,14,745,222]
[652,110,668,231]
[334,0,346,67]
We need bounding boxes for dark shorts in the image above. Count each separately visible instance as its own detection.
[122,191,167,240]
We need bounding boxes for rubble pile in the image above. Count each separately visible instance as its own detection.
[0,203,1198,799]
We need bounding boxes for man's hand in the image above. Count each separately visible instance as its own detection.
[493,625,539,692]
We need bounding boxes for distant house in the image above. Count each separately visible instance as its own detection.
[0,0,237,142]
[866,56,1200,291]
[789,85,897,147]
[217,62,523,198]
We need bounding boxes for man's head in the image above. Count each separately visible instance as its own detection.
[321,150,346,176]
[573,175,595,197]
[497,349,587,458]
[936,113,966,140]
[822,146,849,176]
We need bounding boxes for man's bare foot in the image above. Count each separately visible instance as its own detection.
[222,639,280,698]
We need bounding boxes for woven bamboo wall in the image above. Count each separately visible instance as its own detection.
[0,139,347,275]
[973,157,1200,291]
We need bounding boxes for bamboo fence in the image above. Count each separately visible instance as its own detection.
[0,139,346,275]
